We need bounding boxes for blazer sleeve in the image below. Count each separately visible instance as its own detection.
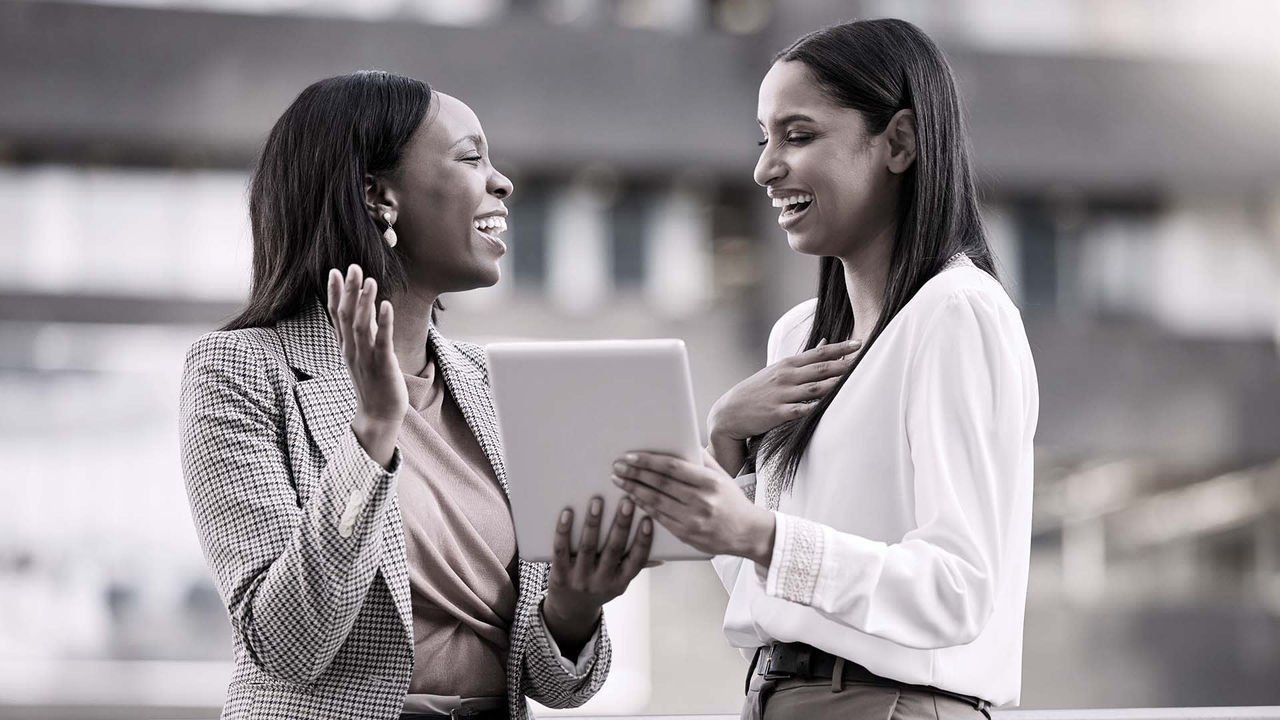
[179,331,401,684]
[761,289,1033,649]
[518,588,612,708]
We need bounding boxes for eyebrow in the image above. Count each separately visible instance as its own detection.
[451,133,485,151]
[757,113,818,128]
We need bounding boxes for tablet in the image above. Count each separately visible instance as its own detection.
[486,339,709,562]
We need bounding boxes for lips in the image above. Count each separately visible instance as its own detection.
[770,192,814,230]
[473,214,508,253]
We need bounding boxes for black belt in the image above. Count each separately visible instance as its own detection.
[751,642,990,712]
[400,711,508,720]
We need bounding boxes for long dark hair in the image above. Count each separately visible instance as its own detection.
[223,71,434,331]
[753,19,999,492]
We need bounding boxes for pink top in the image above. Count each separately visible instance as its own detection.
[398,358,519,697]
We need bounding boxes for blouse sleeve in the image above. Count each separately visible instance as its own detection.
[711,302,810,593]
[762,289,1033,649]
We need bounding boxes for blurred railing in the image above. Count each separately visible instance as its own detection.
[5,708,1280,720]
[612,711,1280,720]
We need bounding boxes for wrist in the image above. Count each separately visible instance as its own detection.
[707,401,742,442]
[352,413,399,469]
[709,422,747,446]
[543,590,600,626]
[542,592,601,659]
[744,508,776,567]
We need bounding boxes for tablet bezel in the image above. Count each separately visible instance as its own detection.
[486,339,710,562]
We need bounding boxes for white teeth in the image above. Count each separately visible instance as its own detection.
[771,193,814,209]
[473,216,508,234]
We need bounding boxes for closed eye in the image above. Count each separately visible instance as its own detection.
[758,134,815,147]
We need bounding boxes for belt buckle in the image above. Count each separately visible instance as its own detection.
[762,646,788,681]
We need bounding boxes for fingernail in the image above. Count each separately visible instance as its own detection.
[624,453,638,463]
[641,518,653,534]
[620,498,634,515]
[560,509,571,525]
[611,475,625,488]
[612,461,627,473]
[590,497,603,515]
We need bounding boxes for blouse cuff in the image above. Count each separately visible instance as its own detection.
[534,593,601,677]
[735,471,758,504]
[763,512,826,605]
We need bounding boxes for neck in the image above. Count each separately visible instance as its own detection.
[837,224,895,343]
[387,287,438,377]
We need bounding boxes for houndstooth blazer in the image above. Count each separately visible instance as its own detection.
[179,301,610,720]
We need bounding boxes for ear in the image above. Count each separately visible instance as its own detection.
[884,109,917,175]
[364,173,400,227]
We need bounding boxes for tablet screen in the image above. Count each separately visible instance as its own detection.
[487,339,709,562]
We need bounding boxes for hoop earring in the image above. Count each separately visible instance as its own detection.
[382,212,398,248]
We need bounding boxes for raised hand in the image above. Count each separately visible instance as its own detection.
[327,264,407,469]
[541,496,654,658]
[706,338,861,473]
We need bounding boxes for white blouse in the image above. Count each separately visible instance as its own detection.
[712,256,1038,707]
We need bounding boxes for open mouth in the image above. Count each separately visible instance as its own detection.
[772,193,814,217]
[473,215,508,245]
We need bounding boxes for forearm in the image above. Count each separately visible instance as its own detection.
[540,593,602,660]
[220,430,398,682]
[763,513,996,649]
[352,412,399,470]
[521,587,612,709]
[707,431,748,477]
[739,505,776,568]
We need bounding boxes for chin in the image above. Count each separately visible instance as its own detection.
[471,263,502,289]
[442,265,502,295]
[786,231,830,257]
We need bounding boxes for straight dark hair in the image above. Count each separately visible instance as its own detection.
[223,71,435,331]
[753,19,999,493]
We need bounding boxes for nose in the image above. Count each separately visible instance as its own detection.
[753,142,785,188]
[489,166,514,200]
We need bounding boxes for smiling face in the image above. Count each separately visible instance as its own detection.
[376,92,514,295]
[754,60,901,261]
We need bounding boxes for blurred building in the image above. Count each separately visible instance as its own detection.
[2,0,1280,716]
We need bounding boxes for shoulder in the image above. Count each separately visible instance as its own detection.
[182,327,289,401]
[908,266,1021,334]
[767,298,818,364]
[905,266,1033,377]
[185,327,280,372]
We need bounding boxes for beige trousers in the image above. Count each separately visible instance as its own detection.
[743,671,989,720]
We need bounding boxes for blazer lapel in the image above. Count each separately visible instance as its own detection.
[277,303,360,471]
[429,329,510,498]
[275,302,415,640]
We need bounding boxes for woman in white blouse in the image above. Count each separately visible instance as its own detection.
[611,19,1038,720]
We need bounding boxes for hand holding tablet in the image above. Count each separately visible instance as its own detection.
[487,339,710,562]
